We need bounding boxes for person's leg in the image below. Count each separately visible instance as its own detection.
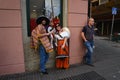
[90,41,94,48]
[39,45,48,73]
[44,52,49,67]
[84,41,93,64]
[56,59,63,68]
[63,58,69,69]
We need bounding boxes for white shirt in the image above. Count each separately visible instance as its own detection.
[55,31,70,40]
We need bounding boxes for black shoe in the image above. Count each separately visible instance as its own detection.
[41,71,48,75]
[85,63,94,67]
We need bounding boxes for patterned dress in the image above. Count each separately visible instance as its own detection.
[55,31,70,69]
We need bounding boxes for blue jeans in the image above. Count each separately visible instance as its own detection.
[39,45,49,72]
[84,41,94,64]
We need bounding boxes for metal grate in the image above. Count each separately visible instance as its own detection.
[0,72,41,80]
[0,71,106,80]
[59,71,106,80]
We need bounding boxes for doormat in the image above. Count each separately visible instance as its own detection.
[59,71,106,80]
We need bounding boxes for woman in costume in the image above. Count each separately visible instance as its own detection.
[54,24,70,69]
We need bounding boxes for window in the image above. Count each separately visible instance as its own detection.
[26,0,63,36]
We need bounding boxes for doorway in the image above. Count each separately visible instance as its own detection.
[24,0,63,71]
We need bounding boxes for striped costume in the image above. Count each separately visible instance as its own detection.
[31,25,53,53]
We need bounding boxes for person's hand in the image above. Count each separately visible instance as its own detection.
[46,33,50,36]
[61,44,65,49]
[51,29,56,34]
[51,30,54,33]
[37,34,41,38]
[85,40,88,42]
[35,46,38,52]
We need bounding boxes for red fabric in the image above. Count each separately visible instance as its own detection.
[30,18,37,33]
[56,40,69,69]
[51,17,60,27]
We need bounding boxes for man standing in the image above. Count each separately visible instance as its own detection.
[81,18,95,67]
[31,17,53,74]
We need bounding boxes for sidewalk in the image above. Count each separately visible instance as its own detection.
[1,36,120,80]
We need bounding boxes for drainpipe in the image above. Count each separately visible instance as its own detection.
[63,0,68,27]
[88,0,91,18]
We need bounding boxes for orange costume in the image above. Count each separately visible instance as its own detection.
[55,30,70,69]
[31,24,53,53]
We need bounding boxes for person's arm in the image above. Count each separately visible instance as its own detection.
[81,26,88,42]
[61,37,68,49]
[37,32,50,38]
[81,32,87,42]
[54,35,58,47]
[37,25,50,38]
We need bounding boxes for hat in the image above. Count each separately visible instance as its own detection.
[36,16,50,25]
[52,16,60,27]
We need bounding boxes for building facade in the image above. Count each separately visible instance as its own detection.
[92,0,120,36]
[0,0,88,75]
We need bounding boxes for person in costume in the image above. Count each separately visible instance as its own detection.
[47,21,55,48]
[54,24,70,69]
[31,16,53,74]
[47,16,60,49]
